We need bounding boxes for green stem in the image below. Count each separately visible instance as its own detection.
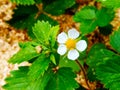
[75,60,91,90]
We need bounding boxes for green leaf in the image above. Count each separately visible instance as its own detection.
[3,66,52,90]
[86,43,119,68]
[8,5,38,29]
[32,21,51,44]
[43,0,75,15]
[45,67,79,90]
[110,28,120,53]
[3,66,29,90]
[80,20,97,35]
[28,54,50,81]
[96,8,114,27]
[96,57,120,90]
[50,54,56,65]
[10,0,35,5]
[37,14,58,26]
[74,7,96,22]
[9,45,39,64]
[27,70,52,90]
[96,0,120,8]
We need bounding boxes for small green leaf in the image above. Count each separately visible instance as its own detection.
[110,28,120,53]
[96,57,120,90]
[44,0,75,15]
[74,8,96,22]
[50,54,56,65]
[32,21,51,44]
[28,54,50,81]
[10,0,35,5]
[45,67,79,90]
[80,20,97,35]
[9,45,39,64]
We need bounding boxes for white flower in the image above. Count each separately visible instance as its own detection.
[57,28,87,60]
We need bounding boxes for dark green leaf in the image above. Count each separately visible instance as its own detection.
[45,67,79,90]
[96,57,120,90]
[9,45,39,64]
[28,54,50,81]
[44,0,75,15]
[110,28,120,53]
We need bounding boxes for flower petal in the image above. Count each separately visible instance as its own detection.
[67,49,79,60]
[76,40,87,52]
[57,32,68,43]
[68,28,80,39]
[57,44,67,55]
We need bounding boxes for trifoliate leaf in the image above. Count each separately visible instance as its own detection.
[43,0,75,15]
[96,57,120,90]
[9,45,39,64]
[96,8,114,27]
[80,20,97,35]
[28,54,50,81]
[10,0,35,5]
[3,66,29,90]
[96,0,120,8]
[74,7,96,22]
[32,21,51,44]
[110,28,120,53]
[45,67,79,90]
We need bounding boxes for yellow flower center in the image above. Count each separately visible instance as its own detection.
[65,38,76,49]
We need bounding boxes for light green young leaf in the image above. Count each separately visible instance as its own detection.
[32,21,51,44]
[50,54,56,65]
[110,28,120,53]
[10,0,35,5]
[96,57,120,90]
[28,54,50,81]
[45,67,79,90]
[49,25,59,47]
[96,0,120,8]
[9,45,39,64]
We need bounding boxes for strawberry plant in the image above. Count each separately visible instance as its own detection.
[3,0,120,90]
